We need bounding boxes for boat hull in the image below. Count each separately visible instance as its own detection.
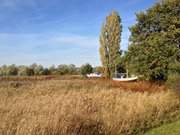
[112,77,138,82]
[87,73,102,78]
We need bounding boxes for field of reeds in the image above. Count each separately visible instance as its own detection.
[0,76,180,135]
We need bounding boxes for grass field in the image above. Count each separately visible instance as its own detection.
[144,120,180,135]
[0,76,179,135]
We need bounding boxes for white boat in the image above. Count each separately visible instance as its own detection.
[87,73,102,78]
[112,76,138,82]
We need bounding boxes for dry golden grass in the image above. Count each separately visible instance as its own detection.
[0,77,179,135]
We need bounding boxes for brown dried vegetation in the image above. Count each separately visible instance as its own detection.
[0,77,179,135]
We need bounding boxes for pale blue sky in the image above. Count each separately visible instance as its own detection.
[0,0,156,67]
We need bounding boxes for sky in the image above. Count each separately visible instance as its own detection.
[0,0,157,67]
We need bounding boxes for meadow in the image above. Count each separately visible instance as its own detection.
[0,76,179,135]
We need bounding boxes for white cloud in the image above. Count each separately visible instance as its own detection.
[0,33,98,48]
[0,32,131,66]
[50,35,99,47]
[0,32,100,66]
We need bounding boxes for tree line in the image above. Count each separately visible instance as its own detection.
[0,63,97,76]
[99,0,180,82]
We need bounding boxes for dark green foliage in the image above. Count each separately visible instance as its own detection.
[7,65,18,75]
[93,66,103,74]
[49,65,56,75]
[168,62,180,74]
[57,64,77,75]
[116,55,126,73]
[57,65,70,75]
[80,63,93,76]
[0,65,18,76]
[126,0,180,81]
[166,73,180,91]
[42,68,50,75]
[18,66,29,76]
[0,64,79,76]
[166,61,180,91]
[68,64,77,74]
[0,65,6,76]
[26,67,35,76]
[30,64,44,75]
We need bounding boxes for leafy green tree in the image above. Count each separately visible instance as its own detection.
[42,68,50,75]
[35,65,44,75]
[30,64,44,75]
[26,67,34,76]
[7,64,18,76]
[68,64,77,74]
[93,66,103,74]
[80,63,93,76]
[18,66,28,76]
[57,64,69,75]
[49,65,57,75]
[99,11,122,78]
[116,54,126,73]
[0,67,2,76]
[126,0,180,81]
[0,65,7,76]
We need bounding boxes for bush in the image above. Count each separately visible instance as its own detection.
[7,65,18,76]
[18,66,29,76]
[57,64,78,75]
[26,67,34,76]
[42,68,50,75]
[80,63,93,76]
[166,73,180,91]
[57,65,69,75]
[0,64,79,76]
[93,66,103,74]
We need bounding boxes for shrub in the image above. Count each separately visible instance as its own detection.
[166,73,180,91]
[18,66,29,76]
[6,65,18,76]
[80,63,93,76]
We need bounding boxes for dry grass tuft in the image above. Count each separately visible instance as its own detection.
[111,81,166,92]
[0,77,179,135]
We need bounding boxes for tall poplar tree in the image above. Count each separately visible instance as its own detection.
[99,11,122,78]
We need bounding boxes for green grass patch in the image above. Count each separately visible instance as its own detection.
[144,121,180,135]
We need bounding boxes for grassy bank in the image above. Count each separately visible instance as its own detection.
[144,120,180,135]
[0,77,179,135]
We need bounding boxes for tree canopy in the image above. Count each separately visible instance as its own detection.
[80,63,93,76]
[126,0,180,81]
